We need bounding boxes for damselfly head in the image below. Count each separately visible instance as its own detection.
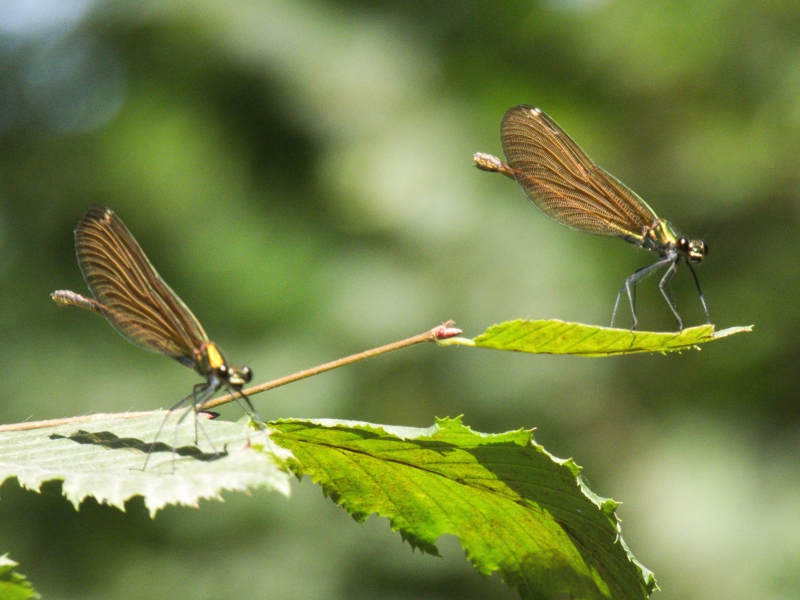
[194,342,251,388]
[677,237,708,263]
[228,366,252,388]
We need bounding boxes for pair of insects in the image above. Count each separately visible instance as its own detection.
[53,105,709,467]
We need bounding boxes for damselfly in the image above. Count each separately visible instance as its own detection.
[52,206,260,468]
[475,105,709,330]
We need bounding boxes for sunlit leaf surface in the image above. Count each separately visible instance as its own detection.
[272,417,656,600]
[0,413,292,517]
[0,554,40,600]
[440,319,751,356]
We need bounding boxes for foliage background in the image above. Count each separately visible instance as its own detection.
[0,1,797,598]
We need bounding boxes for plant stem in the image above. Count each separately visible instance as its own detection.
[0,321,461,432]
[0,412,156,432]
[199,321,461,411]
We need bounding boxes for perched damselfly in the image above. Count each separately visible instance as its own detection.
[475,105,709,330]
[52,206,261,468]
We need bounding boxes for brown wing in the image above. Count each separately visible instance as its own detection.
[501,105,659,240]
[75,206,208,363]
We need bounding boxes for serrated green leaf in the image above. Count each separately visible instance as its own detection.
[439,319,751,356]
[270,417,656,599]
[0,554,40,600]
[0,413,292,517]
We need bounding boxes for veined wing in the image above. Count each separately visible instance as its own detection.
[75,206,208,363]
[501,105,658,241]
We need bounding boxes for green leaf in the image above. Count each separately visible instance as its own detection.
[0,413,292,517]
[439,319,751,356]
[0,554,40,600]
[270,417,656,599]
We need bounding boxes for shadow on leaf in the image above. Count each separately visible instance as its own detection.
[49,429,227,462]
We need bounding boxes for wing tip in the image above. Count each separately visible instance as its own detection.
[76,205,116,235]
[504,104,542,120]
[83,205,114,220]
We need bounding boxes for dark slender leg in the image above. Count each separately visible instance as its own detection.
[611,286,625,329]
[658,259,681,330]
[629,277,638,328]
[168,387,213,473]
[229,387,265,430]
[184,410,219,463]
[141,382,208,471]
[611,255,675,330]
[686,262,710,324]
[173,383,222,469]
[228,387,271,450]
[143,381,225,472]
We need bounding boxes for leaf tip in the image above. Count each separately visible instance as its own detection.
[601,498,621,514]
[435,415,465,428]
[560,457,582,477]
[400,531,441,556]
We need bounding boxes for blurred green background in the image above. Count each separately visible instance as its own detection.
[0,0,797,598]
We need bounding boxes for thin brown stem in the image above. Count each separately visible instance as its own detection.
[0,411,156,432]
[0,321,462,432]
[199,321,461,411]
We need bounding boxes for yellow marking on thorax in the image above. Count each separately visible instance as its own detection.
[645,219,677,247]
[204,343,225,369]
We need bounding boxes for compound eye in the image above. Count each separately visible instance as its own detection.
[677,238,690,253]
[241,366,252,384]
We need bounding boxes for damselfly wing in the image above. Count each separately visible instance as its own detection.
[52,206,260,468]
[475,105,709,330]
